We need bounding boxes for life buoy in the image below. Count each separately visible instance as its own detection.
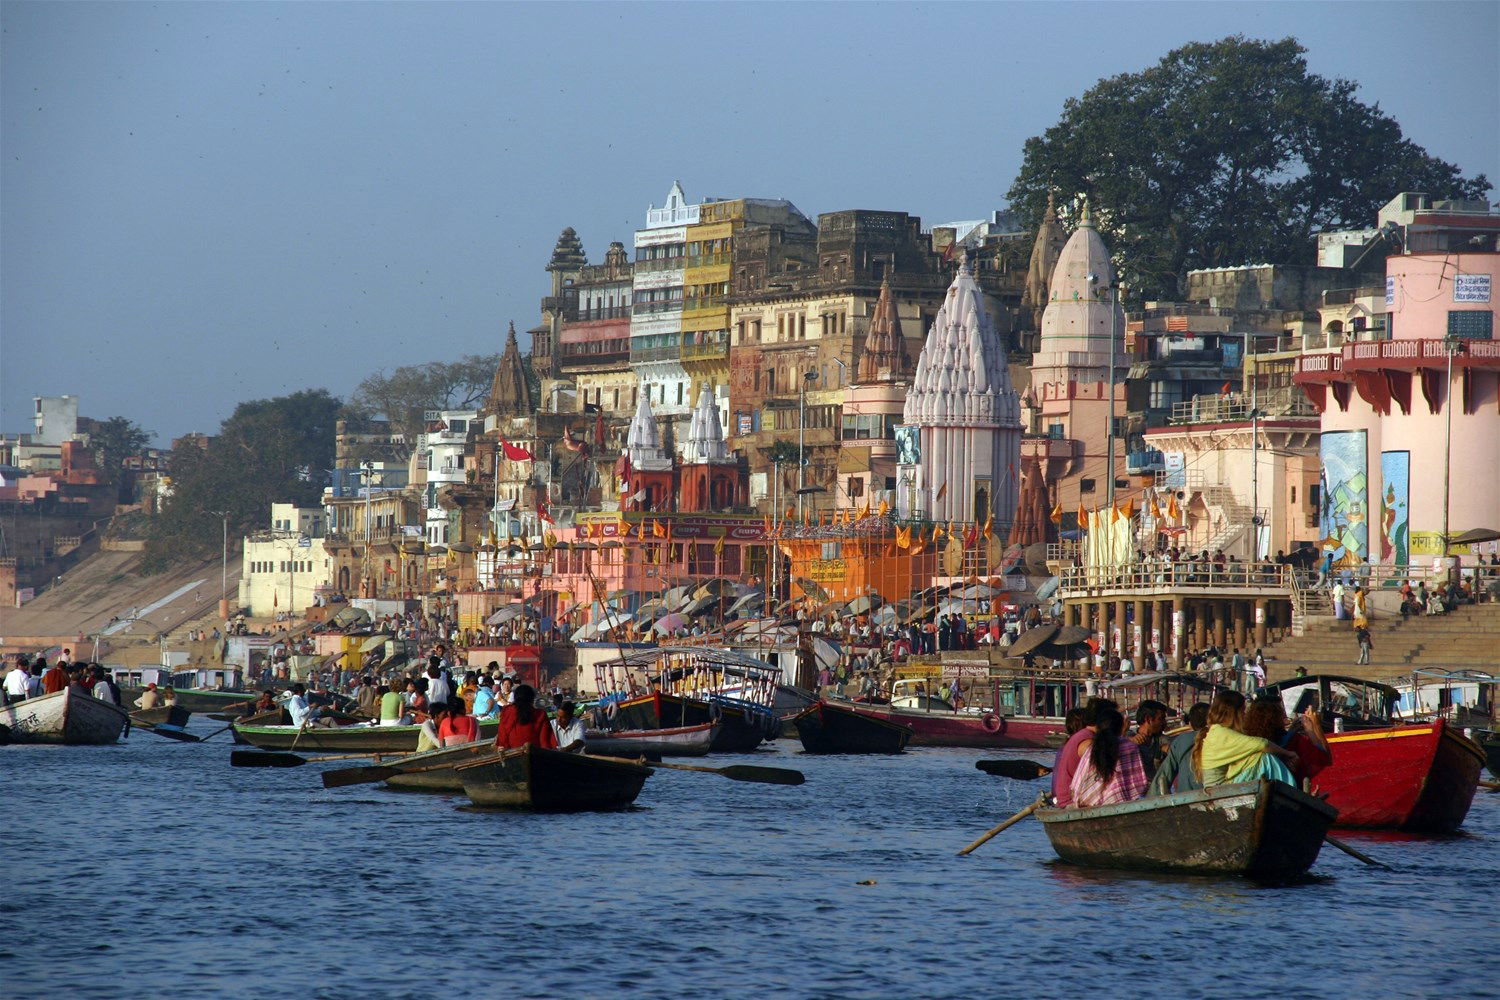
[604,699,619,722]
[982,713,1002,733]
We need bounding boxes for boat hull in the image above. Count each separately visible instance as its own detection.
[609,692,770,752]
[232,719,499,753]
[1318,720,1483,832]
[131,705,192,728]
[582,723,716,758]
[120,687,257,715]
[457,746,651,810]
[792,700,912,754]
[1,688,130,745]
[835,702,1063,749]
[1481,731,1499,779]
[383,741,494,791]
[1038,780,1337,880]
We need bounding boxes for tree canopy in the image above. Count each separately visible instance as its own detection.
[81,416,151,494]
[350,353,502,441]
[1008,36,1492,302]
[143,389,342,570]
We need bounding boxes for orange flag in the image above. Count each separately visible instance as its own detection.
[1121,497,1135,519]
[1049,501,1063,525]
[1167,495,1180,520]
[1077,504,1089,530]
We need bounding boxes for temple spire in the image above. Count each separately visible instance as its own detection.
[486,322,535,417]
[625,389,671,471]
[686,386,729,463]
[1021,192,1066,331]
[857,275,911,383]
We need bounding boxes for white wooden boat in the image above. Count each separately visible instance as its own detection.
[0,688,130,745]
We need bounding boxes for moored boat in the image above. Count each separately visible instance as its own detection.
[833,700,1061,749]
[1037,779,1337,880]
[456,745,652,810]
[1482,731,1499,779]
[131,705,193,729]
[232,718,499,753]
[1,688,130,745]
[792,700,912,754]
[607,691,771,752]
[582,722,716,758]
[1318,719,1484,832]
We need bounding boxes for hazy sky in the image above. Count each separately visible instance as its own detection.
[4,2,1497,444]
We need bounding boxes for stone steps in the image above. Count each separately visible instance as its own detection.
[1264,602,1500,682]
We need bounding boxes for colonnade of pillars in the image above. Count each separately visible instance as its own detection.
[1061,596,1286,670]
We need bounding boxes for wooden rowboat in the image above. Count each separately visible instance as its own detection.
[456,745,652,810]
[231,718,499,753]
[380,741,495,791]
[1,688,130,745]
[607,692,772,752]
[791,700,912,754]
[1316,719,1484,832]
[582,722,717,758]
[1037,780,1338,881]
[131,705,193,729]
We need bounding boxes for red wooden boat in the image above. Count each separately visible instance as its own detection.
[1316,720,1484,833]
[835,701,1064,749]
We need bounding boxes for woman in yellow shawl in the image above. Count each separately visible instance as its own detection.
[1191,691,1300,786]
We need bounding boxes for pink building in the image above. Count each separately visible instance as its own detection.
[1294,194,1500,569]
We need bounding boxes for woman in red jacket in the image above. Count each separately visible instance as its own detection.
[494,685,557,750]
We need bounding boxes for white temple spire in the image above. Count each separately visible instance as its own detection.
[625,390,671,471]
[686,385,729,464]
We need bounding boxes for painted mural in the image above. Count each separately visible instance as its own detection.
[1379,451,1410,567]
[1319,430,1368,567]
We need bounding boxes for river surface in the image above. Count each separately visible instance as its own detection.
[5,719,1497,1000]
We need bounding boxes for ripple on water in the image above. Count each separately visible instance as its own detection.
[5,734,1497,998]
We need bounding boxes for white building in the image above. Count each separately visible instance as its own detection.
[630,182,700,425]
[33,395,79,446]
[414,409,477,546]
[238,504,333,618]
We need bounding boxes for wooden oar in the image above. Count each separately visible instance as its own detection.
[957,792,1047,856]
[1323,834,1391,869]
[131,718,202,743]
[199,724,236,742]
[1479,779,1499,791]
[976,759,1052,780]
[231,749,412,768]
[323,750,497,789]
[588,752,805,786]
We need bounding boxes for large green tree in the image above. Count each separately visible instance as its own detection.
[83,415,151,493]
[143,389,342,569]
[1008,36,1492,302]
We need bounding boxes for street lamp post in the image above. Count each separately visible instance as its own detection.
[1441,334,1464,569]
[798,368,818,520]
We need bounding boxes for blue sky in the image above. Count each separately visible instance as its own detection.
[4,2,1497,443]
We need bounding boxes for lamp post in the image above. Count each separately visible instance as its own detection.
[209,509,230,618]
[797,368,818,520]
[1441,334,1464,568]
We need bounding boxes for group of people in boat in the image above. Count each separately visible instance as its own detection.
[2,653,144,711]
[1052,690,1332,809]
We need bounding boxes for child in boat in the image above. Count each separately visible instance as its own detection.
[1069,707,1148,808]
[1191,691,1300,787]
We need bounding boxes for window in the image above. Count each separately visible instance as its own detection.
[847,476,865,498]
[1047,423,1064,440]
[1308,484,1320,508]
[1290,485,1297,504]
[1448,310,1493,340]
[1080,478,1096,494]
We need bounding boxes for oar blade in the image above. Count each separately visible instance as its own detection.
[146,726,202,743]
[976,759,1050,780]
[322,765,399,789]
[230,750,307,768]
[719,765,806,786]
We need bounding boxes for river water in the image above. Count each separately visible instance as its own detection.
[5,720,1497,1000]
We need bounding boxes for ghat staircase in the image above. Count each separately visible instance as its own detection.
[1263,602,1500,684]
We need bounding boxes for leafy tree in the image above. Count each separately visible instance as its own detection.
[1008,36,1491,302]
[84,416,151,490]
[142,389,342,570]
[352,353,501,440]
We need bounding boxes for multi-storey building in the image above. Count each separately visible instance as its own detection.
[553,242,634,416]
[630,183,699,439]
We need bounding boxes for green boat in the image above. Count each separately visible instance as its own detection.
[231,718,500,753]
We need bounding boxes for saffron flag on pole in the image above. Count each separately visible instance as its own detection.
[935,482,948,501]
[1050,501,1063,525]
[1167,495,1180,520]
[1078,503,1088,530]
[501,439,534,462]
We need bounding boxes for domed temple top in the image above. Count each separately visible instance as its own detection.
[624,388,672,472]
[905,260,1020,429]
[547,227,587,272]
[685,386,730,464]
[856,276,912,384]
[486,322,535,417]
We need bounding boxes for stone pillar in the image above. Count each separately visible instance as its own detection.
[1233,600,1249,652]
[1114,599,1128,661]
[1133,599,1146,662]
[1194,600,1208,653]
[1213,600,1228,650]
[1154,600,1168,660]
[1094,601,1108,671]
[1063,602,1078,628]
[1254,598,1268,648]
[1171,595,1186,670]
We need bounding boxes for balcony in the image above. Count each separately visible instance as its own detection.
[1168,393,1315,425]
[567,305,630,322]
[686,251,731,269]
[682,341,729,362]
[1125,449,1165,475]
[630,344,681,364]
[632,301,683,317]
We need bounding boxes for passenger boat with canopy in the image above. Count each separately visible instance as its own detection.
[1263,674,1484,832]
[593,647,782,752]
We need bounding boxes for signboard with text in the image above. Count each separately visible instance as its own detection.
[1454,273,1491,303]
